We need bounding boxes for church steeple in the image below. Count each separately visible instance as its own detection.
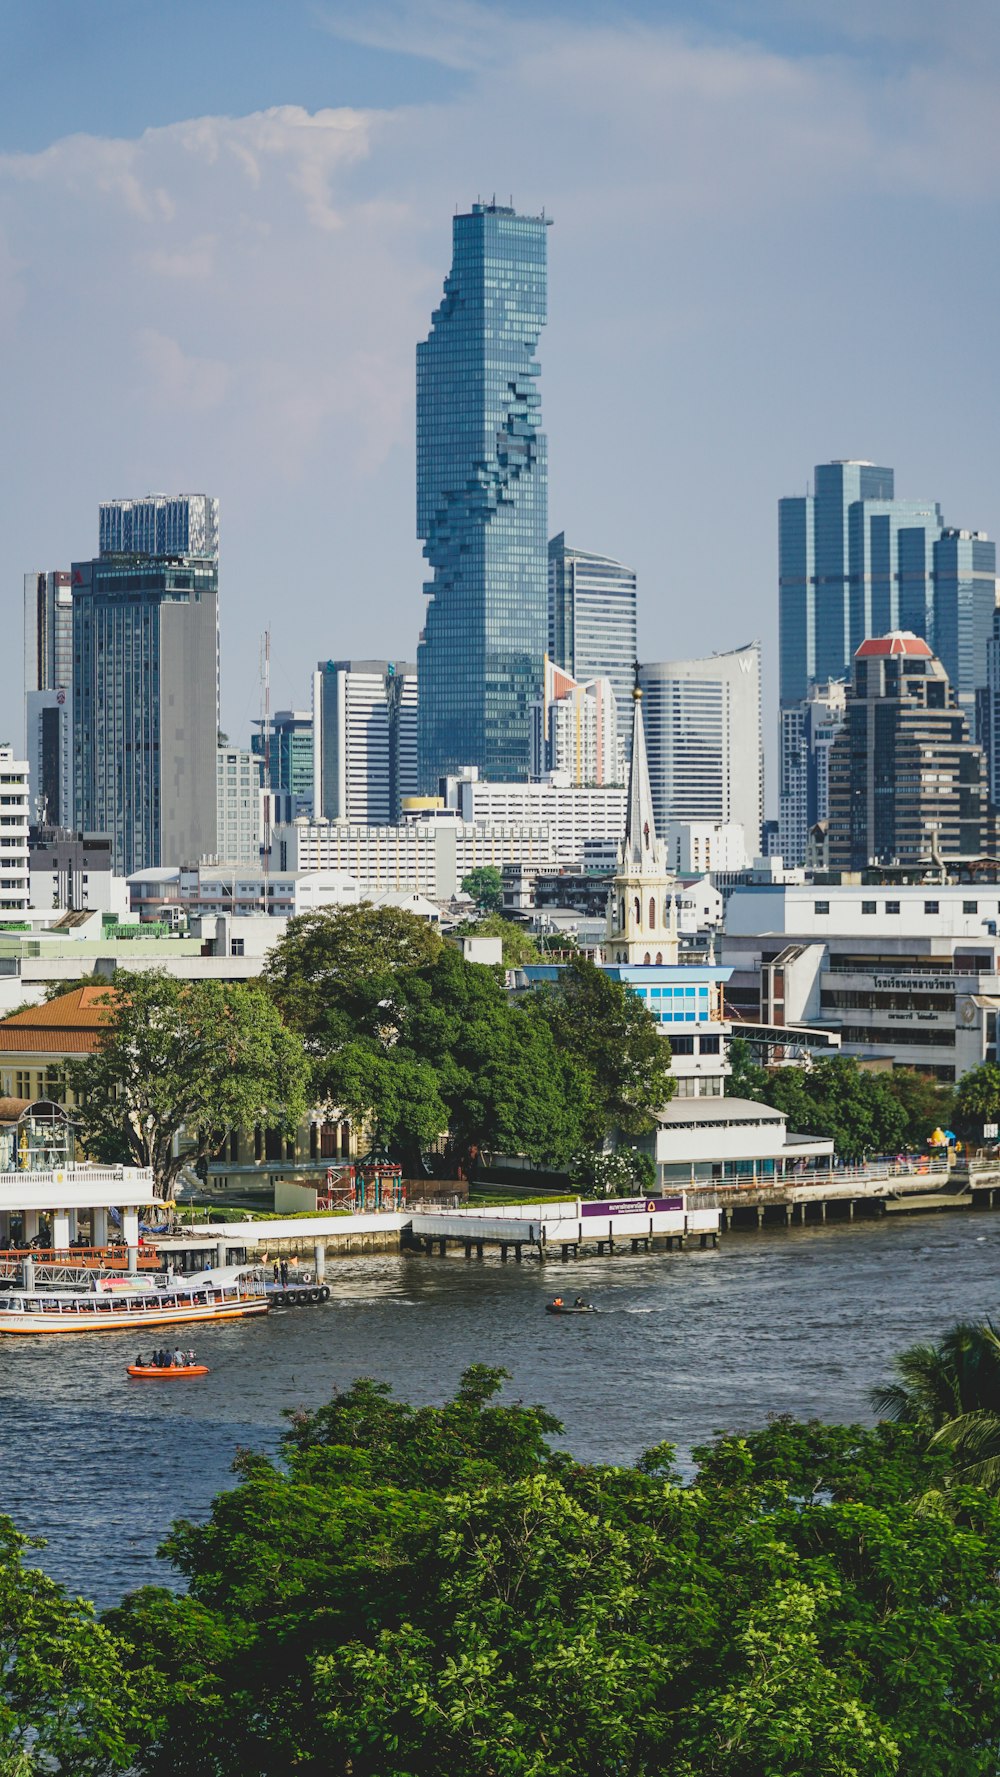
[621,683,659,870]
[606,677,678,965]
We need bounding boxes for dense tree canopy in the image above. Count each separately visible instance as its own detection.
[70,971,309,1197]
[101,1357,1000,1777]
[955,1062,1000,1138]
[262,907,669,1175]
[450,910,541,967]
[725,1047,942,1162]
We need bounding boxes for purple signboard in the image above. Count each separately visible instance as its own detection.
[580,1196,684,1218]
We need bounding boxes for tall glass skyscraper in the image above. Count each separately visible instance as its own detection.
[417,202,550,787]
[548,535,637,752]
[99,495,219,562]
[779,460,994,718]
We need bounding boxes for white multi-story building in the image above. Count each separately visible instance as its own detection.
[214,748,262,867]
[0,749,31,913]
[312,659,418,825]
[129,865,361,924]
[530,659,624,787]
[664,820,748,876]
[639,644,763,858]
[437,769,626,862]
[276,815,556,899]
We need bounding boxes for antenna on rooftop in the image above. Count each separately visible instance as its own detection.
[259,629,271,910]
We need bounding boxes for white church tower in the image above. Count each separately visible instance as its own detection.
[605,683,679,965]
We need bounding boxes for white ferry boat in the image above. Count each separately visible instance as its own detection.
[0,1265,268,1335]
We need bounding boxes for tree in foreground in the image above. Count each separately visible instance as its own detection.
[70,971,309,1198]
[871,1320,1000,1492]
[0,1515,140,1773]
[107,1359,1000,1777]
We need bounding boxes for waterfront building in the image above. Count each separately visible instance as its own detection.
[437,766,625,860]
[0,749,31,915]
[777,680,847,868]
[826,632,985,870]
[312,660,418,825]
[215,747,262,867]
[99,494,219,561]
[605,686,678,965]
[251,709,314,816]
[530,659,623,786]
[638,644,762,855]
[417,201,549,787]
[71,553,220,874]
[722,880,1000,1082]
[547,535,637,751]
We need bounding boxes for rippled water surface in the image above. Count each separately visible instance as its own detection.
[2,1212,999,1605]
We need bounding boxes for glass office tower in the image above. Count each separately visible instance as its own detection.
[548,535,637,753]
[933,528,997,730]
[417,202,550,787]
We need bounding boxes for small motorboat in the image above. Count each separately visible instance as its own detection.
[126,1364,209,1378]
[545,1300,594,1316]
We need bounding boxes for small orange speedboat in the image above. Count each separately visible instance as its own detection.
[126,1364,209,1379]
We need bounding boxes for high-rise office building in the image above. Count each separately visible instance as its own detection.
[99,495,219,561]
[827,631,985,868]
[23,570,74,825]
[981,606,1000,810]
[777,680,847,868]
[0,748,31,914]
[72,554,219,873]
[779,459,996,715]
[932,528,998,730]
[312,660,418,825]
[638,644,763,857]
[251,710,314,817]
[215,747,263,866]
[547,535,637,750]
[417,201,550,787]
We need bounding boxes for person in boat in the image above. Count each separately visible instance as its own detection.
[574,1298,587,1308]
[173,1348,184,1367]
[552,1297,564,1307]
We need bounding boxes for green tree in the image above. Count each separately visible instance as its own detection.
[451,911,540,967]
[871,1321,1000,1493]
[460,865,504,913]
[571,1144,656,1196]
[532,955,675,1141]
[753,1057,909,1162]
[110,1364,1000,1777]
[70,971,309,1198]
[882,1069,955,1150]
[726,1034,769,1101]
[955,1062,1000,1139]
[0,1515,141,1772]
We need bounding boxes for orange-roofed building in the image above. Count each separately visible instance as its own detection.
[0,985,117,1106]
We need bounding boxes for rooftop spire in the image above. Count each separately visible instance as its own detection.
[622,683,657,868]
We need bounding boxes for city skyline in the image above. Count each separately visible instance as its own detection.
[2,2,998,781]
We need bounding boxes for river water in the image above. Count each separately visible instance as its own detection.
[2,1212,998,1608]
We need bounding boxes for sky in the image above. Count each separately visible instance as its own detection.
[1,0,998,796]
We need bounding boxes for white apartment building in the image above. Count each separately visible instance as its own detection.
[312,659,418,825]
[530,660,624,787]
[438,770,626,862]
[0,749,30,913]
[664,820,748,876]
[214,747,262,867]
[275,816,556,899]
[129,865,361,924]
[639,644,763,857]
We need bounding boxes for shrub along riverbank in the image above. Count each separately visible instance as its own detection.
[6,1328,1000,1774]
